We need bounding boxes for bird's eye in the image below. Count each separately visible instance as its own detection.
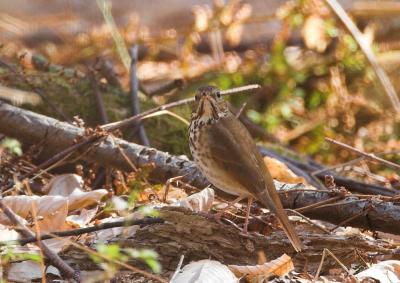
[195,94,200,101]
[216,92,221,98]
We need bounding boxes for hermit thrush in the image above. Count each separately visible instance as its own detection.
[189,86,303,252]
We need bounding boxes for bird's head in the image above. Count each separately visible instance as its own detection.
[193,86,228,121]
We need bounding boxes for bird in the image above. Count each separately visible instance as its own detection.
[188,85,303,252]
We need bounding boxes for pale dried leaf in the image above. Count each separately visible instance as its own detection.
[171,259,238,283]
[45,174,107,211]
[228,254,294,279]
[46,265,61,277]
[301,15,330,53]
[66,207,98,228]
[45,174,83,196]
[0,224,20,241]
[43,237,71,254]
[356,260,400,283]
[67,188,108,211]
[264,157,306,184]
[0,195,68,232]
[90,216,138,243]
[173,187,214,212]
[7,260,42,282]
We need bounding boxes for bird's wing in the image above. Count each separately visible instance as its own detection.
[207,115,303,252]
[207,115,269,197]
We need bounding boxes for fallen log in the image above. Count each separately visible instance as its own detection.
[1,102,400,235]
[62,207,398,275]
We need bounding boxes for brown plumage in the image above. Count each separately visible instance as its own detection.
[189,85,303,252]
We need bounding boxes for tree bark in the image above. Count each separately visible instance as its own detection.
[62,207,398,275]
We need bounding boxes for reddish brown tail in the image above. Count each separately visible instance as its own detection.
[257,178,304,252]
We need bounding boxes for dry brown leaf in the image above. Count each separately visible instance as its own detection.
[355,260,400,282]
[173,187,214,212]
[0,195,68,232]
[228,254,294,279]
[264,157,306,184]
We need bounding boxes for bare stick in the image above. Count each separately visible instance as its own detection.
[1,135,104,192]
[295,196,343,213]
[128,45,150,146]
[314,248,350,280]
[147,79,184,97]
[324,0,400,113]
[88,68,109,124]
[3,217,164,246]
[102,84,261,132]
[0,200,79,281]
[325,137,400,171]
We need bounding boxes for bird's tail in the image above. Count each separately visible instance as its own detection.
[257,180,303,252]
[272,200,303,252]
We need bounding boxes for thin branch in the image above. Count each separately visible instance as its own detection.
[128,45,150,146]
[146,79,185,97]
[102,84,261,132]
[0,200,79,281]
[295,196,343,213]
[325,0,400,113]
[314,248,350,280]
[4,217,164,246]
[325,137,400,171]
[88,68,109,124]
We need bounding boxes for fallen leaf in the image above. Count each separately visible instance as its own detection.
[173,187,214,212]
[302,14,330,53]
[7,260,42,282]
[171,259,238,283]
[66,207,98,228]
[264,157,306,184]
[228,254,294,280]
[0,195,68,232]
[355,260,400,283]
[46,174,107,211]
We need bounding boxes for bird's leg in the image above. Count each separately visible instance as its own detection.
[242,197,254,235]
[214,195,245,221]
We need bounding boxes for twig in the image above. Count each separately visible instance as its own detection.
[286,209,330,234]
[235,102,247,118]
[128,45,150,146]
[295,196,343,213]
[94,57,121,88]
[312,157,364,176]
[1,135,105,193]
[0,58,71,121]
[88,68,109,124]
[324,0,400,113]
[170,255,185,282]
[325,137,400,171]
[146,79,185,97]
[102,84,261,132]
[3,217,164,246]
[162,175,185,202]
[329,204,373,232]
[0,200,79,281]
[314,248,350,280]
